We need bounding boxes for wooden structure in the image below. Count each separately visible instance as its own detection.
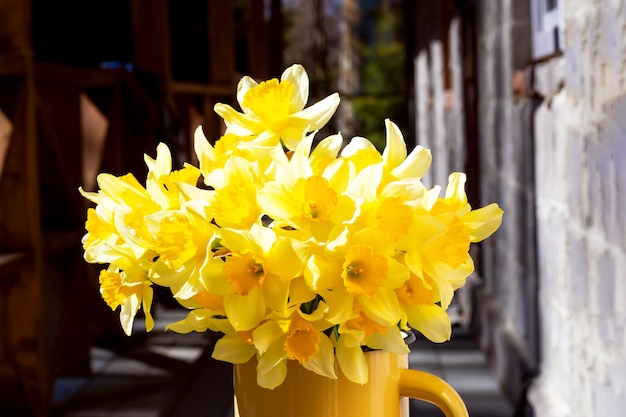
[0,1,281,415]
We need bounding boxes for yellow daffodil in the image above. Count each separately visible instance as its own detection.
[166,290,225,334]
[144,142,201,210]
[335,302,409,384]
[258,134,357,241]
[396,273,452,343]
[80,64,503,390]
[80,172,160,263]
[98,250,154,336]
[209,157,265,229]
[210,320,258,365]
[146,208,217,299]
[214,64,340,150]
[202,224,307,331]
[251,304,336,389]
[305,227,409,327]
[193,126,278,186]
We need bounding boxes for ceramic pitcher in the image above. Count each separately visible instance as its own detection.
[233,349,469,417]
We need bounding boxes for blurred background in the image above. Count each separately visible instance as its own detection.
[0,0,624,416]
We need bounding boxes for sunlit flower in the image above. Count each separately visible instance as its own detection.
[214,64,340,150]
[80,64,503,390]
[202,224,307,331]
[334,302,408,384]
[251,304,336,389]
[305,227,409,327]
[98,252,154,336]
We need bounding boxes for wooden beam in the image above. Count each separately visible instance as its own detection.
[208,0,236,86]
[0,0,32,55]
[171,81,232,96]
[131,0,171,84]
[246,0,270,80]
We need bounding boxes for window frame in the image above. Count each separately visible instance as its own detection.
[530,0,564,60]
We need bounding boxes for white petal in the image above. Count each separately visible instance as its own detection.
[281,64,309,112]
[237,75,259,113]
[293,93,340,131]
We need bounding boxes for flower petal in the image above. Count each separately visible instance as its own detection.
[214,103,264,136]
[382,119,407,170]
[224,289,266,331]
[336,335,368,384]
[406,304,451,343]
[463,203,504,242]
[292,93,340,131]
[237,76,259,113]
[212,333,257,364]
[302,334,337,379]
[281,64,308,112]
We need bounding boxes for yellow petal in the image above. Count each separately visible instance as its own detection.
[406,304,451,343]
[382,119,407,170]
[253,319,287,354]
[257,358,288,390]
[391,145,432,179]
[336,336,368,384]
[142,286,154,332]
[302,334,337,379]
[224,289,266,331]
[212,333,257,364]
[368,326,410,354]
[257,341,288,389]
[214,102,264,136]
[359,288,402,326]
[463,203,504,242]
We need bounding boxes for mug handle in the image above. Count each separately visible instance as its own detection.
[398,369,469,417]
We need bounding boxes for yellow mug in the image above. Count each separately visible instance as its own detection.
[234,350,469,417]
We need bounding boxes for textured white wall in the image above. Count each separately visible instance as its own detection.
[528,1,626,415]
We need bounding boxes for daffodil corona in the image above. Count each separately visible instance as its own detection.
[80,64,503,388]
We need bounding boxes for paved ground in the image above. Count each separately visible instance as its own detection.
[51,306,514,417]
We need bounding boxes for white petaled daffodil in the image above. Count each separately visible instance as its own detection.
[214,64,340,150]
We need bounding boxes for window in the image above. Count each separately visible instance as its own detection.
[531,0,564,60]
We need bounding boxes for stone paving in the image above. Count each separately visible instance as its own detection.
[51,307,514,417]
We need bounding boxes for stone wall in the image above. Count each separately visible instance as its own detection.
[413,1,626,415]
[414,0,539,408]
[527,1,626,415]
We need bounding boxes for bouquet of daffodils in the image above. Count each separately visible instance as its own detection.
[80,64,502,389]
